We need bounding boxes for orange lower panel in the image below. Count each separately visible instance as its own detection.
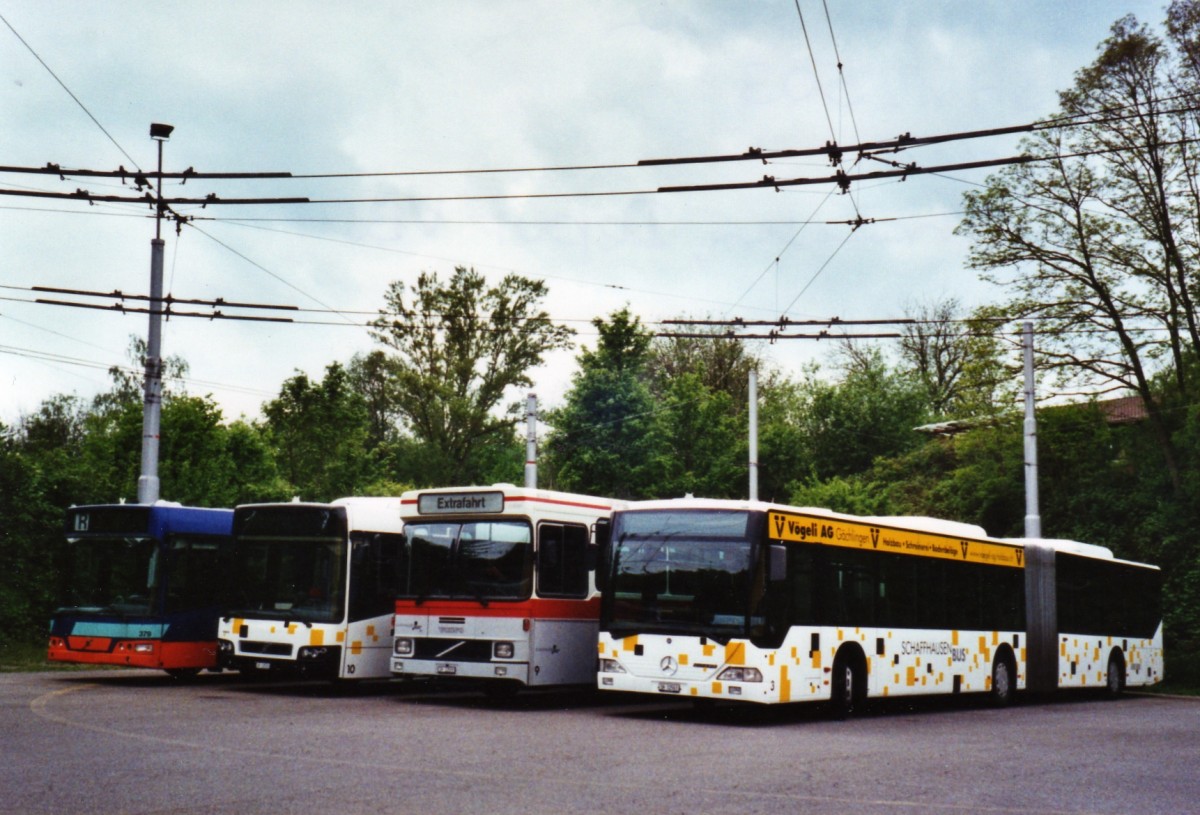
[47,640,218,670]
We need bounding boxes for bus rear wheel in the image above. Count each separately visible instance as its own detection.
[1105,652,1125,698]
[989,655,1014,707]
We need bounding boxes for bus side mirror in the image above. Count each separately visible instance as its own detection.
[768,544,787,583]
[592,518,613,591]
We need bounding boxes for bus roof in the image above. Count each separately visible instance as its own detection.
[614,496,1155,568]
[400,484,624,516]
[234,497,405,533]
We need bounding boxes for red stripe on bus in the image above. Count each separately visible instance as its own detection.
[394,597,600,620]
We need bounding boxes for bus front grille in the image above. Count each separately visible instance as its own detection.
[239,641,293,657]
[413,638,496,662]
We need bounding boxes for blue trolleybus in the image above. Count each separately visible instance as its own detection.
[48,502,235,677]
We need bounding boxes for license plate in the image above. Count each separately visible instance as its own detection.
[657,682,681,694]
[255,661,271,670]
[436,664,457,675]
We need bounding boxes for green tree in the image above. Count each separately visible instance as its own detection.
[223,419,289,504]
[261,362,378,501]
[897,299,1012,419]
[369,267,574,485]
[545,308,659,498]
[647,372,745,499]
[756,379,811,503]
[0,423,58,649]
[796,349,930,481]
[646,329,764,407]
[958,6,1200,488]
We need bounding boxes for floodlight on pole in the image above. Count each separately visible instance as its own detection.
[137,122,172,504]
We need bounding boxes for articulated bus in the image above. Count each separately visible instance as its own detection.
[218,497,403,680]
[48,502,235,677]
[597,498,1163,709]
[391,485,623,693]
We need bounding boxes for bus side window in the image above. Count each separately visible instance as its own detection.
[829,550,876,627]
[537,523,589,598]
[754,542,812,647]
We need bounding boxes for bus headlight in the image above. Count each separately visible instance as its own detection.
[493,641,514,659]
[599,659,626,674]
[298,646,328,660]
[394,638,414,657]
[716,667,763,683]
[133,642,155,654]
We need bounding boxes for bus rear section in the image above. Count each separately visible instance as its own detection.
[597,499,1163,709]
[219,497,403,680]
[391,486,621,692]
[48,503,234,677]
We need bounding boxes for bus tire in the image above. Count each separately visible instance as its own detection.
[165,668,201,681]
[1104,650,1125,698]
[989,653,1015,707]
[483,680,521,700]
[831,652,860,718]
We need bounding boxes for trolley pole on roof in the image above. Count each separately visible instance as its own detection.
[137,122,173,505]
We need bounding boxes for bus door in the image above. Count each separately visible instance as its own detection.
[528,521,597,687]
[340,531,402,679]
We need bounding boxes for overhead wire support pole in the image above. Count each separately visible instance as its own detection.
[138,122,173,505]
[1022,321,1041,539]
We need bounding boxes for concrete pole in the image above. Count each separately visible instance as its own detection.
[1023,321,1041,539]
[748,368,759,501]
[524,392,538,489]
[137,126,171,504]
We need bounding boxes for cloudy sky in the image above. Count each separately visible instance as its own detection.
[0,1,1169,425]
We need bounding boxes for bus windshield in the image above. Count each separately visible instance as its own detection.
[228,538,347,623]
[60,536,160,615]
[400,520,532,602]
[228,506,350,623]
[605,510,756,640]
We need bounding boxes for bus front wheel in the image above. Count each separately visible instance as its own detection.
[831,654,860,718]
[165,668,201,681]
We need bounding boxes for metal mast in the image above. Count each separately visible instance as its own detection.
[137,122,173,504]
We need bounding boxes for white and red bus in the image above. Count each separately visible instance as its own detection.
[597,497,1163,709]
[218,497,404,680]
[391,485,623,693]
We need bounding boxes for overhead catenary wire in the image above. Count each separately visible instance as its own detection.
[792,0,838,145]
[822,0,862,147]
[13,290,1180,338]
[3,95,1197,189]
[8,132,1198,211]
[0,342,276,398]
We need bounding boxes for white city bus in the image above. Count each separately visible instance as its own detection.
[391,485,623,693]
[597,497,1163,709]
[219,497,403,680]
